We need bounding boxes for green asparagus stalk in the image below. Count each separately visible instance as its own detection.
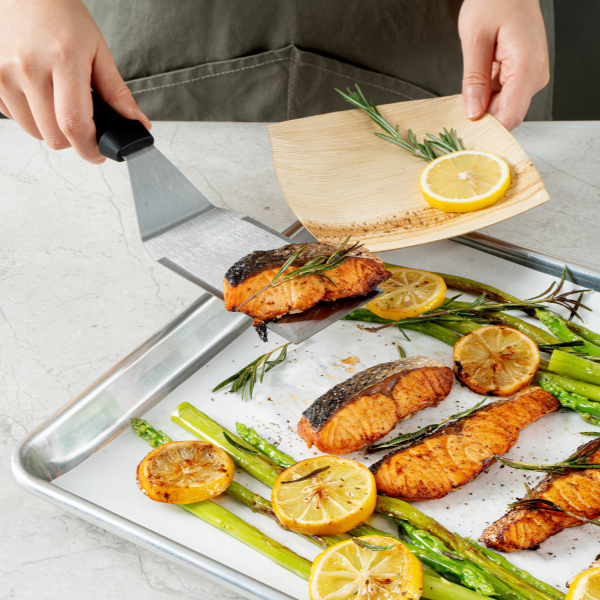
[537,380,600,422]
[375,496,562,600]
[536,310,600,356]
[564,320,600,347]
[236,423,296,470]
[534,372,600,403]
[549,350,600,386]
[436,318,482,336]
[465,539,565,600]
[130,418,312,579]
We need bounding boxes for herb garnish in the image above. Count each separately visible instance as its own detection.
[223,432,260,455]
[281,466,330,485]
[213,343,289,400]
[352,538,396,551]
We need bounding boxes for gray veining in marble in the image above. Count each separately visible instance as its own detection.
[1,118,599,599]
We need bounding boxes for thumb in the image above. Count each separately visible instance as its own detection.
[461,33,495,120]
[91,42,151,130]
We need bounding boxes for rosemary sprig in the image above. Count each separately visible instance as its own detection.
[494,438,600,475]
[367,397,488,453]
[359,279,591,334]
[396,343,407,358]
[281,466,330,485]
[236,237,360,311]
[352,538,396,551]
[212,343,289,400]
[336,85,463,162]
[509,494,600,528]
[537,341,585,352]
[223,431,260,455]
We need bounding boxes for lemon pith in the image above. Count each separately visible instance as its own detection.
[137,441,234,504]
[367,267,446,320]
[420,150,511,213]
[309,535,423,600]
[271,456,377,535]
[453,326,540,396]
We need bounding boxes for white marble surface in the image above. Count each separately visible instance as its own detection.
[1,119,599,600]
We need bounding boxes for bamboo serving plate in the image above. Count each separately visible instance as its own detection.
[267,94,549,252]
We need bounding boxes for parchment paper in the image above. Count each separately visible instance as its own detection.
[55,240,600,599]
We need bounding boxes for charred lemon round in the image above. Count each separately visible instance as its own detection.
[271,456,376,535]
[309,536,423,600]
[137,440,234,504]
[453,326,540,396]
[567,567,600,600]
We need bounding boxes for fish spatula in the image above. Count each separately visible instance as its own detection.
[92,93,381,344]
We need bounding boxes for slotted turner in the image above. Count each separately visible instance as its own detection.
[92,93,381,344]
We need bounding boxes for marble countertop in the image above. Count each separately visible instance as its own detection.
[2,119,599,600]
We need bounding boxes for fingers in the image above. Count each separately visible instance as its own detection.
[486,65,535,131]
[92,42,151,130]
[460,31,495,121]
[0,96,11,119]
[25,80,71,150]
[53,60,105,163]
[0,85,43,139]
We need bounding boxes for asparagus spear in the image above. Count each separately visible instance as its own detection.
[236,423,296,470]
[536,310,600,356]
[564,320,600,347]
[534,372,600,403]
[537,380,600,422]
[172,405,563,600]
[549,350,600,386]
[130,418,313,579]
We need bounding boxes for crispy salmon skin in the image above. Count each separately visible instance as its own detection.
[298,357,453,455]
[481,438,600,552]
[371,386,559,501]
[223,243,390,331]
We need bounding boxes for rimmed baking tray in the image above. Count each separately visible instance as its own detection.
[12,226,600,600]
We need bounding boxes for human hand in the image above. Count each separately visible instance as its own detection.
[459,0,550,131]
[0,0,151,163]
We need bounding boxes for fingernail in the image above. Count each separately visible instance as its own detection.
[464,97,483,119]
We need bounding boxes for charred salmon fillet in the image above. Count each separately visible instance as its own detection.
[223,243,390,332]
[297,357,453,455]
[371,386,559,501]
[481,438,600,552]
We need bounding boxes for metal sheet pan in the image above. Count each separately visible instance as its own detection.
[12,226,600,600]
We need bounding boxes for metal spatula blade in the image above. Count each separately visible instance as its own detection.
[92,92,381,344]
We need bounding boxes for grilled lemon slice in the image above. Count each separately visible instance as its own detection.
[271,456,377,535]
[420,150,511,213]
[453,326,540,396]
[309,535,423,600]
[137,440,234,504]
[366,267,446,320]
[567,567,600,600]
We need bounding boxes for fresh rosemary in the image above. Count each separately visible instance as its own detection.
[281,466,330,485]
[509,492,600,528]
[212,343,289,400]
[223,431,260,455]
[336,85,464,162]
[236,236,360,311]
[367,397,488,453]
[352,538,396,551]
[494,438,600,475]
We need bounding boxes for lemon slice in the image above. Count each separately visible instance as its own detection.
[420,150,511,213]
[453,326,540,396]
[567,567,600,600]
[309,535,423,600]
[366,267,446,320]
[137,440,234,504]
[271,456,377,535]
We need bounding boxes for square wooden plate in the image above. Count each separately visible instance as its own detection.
[267,94,549,252]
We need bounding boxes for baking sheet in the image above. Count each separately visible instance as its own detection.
[55,239,600,598]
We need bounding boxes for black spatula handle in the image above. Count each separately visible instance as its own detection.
[92,91,154,162]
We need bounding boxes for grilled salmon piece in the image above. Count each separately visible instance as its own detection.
[481,438,600,552]
[371,386,559,501]
[297,357,453,455]
[223,243,390,331]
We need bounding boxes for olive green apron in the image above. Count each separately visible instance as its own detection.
[85,0,554,122]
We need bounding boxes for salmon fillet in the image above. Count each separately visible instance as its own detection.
[223,243,390,337]
[481,438,600,552]
[371,386,559,501]
[297,357,453,455]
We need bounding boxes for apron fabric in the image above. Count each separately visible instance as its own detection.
[85,0,554,122]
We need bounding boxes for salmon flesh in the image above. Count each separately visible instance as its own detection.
[481,438,600,552]
[371,386,559,501]
[223,243,390,339]
[297,357,453,455]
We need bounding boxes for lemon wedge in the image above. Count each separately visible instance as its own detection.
[137,440,234,504]
[420,150,511,213]
[271,456,377,535]
[366,267,446,320]
[453,326,540,396]
[309,535,423,600]
[567,567,600,600]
